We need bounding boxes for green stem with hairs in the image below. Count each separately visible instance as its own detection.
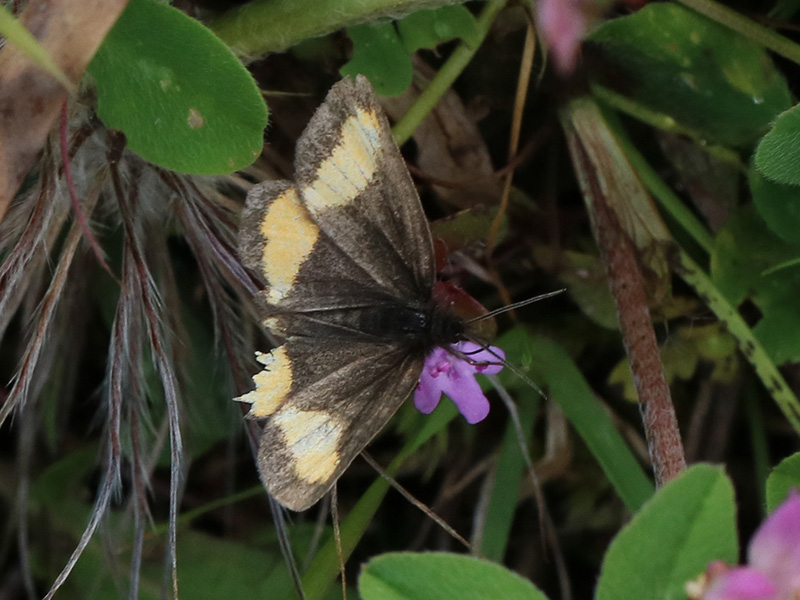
[209,0,468,58]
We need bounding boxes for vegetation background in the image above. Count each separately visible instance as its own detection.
[2,0,800,598]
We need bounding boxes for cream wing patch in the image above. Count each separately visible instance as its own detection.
[274,406,346,484]
[302,108,381,213]
[260,188,319,304]
[236,348,292,418]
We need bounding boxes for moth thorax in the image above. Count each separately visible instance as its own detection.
[427,306,465,345]
[390,305,464,343]
[362,304,464,344]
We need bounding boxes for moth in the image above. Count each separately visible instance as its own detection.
[237,75,491,511]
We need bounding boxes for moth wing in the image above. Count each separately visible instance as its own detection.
[241,337,423,511]
[235,75,438,511]
[239,180,293,276]
[239,181,416,317]
[293,75,435,302]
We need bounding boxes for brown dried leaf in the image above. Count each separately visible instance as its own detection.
[560,97,673,299]
[0,0,130,220]
[381,57,501,208]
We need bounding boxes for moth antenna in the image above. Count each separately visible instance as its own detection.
[457,340,548,402]
[464,289,565,324]
[360,452,472,551]
[330,485,347,600]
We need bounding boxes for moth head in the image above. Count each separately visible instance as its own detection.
[432,280,497,341]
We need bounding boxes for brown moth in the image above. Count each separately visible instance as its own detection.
[237,75,467,511]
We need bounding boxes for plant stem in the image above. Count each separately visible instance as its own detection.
[589,170,686,485]
[678,0,800,65]
[601,106,717,256]
[392,0,506,146]
[674,249,800,435]
[210,0,468,58]
[561,98,687,486]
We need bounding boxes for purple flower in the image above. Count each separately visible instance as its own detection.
[702,491,800,600]
[703,567,776,600]
[414,341,504,424]
[537,0,594,74]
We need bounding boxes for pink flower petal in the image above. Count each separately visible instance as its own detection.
[705,567,778,600]
[747,491,800,595]
[537,0,590,74]
[413,375,440,414]
[438,359,491,424]
[414,347,448,414]
[454,341,505,375]
[413,343,504,423]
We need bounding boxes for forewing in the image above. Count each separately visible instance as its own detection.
[238,337,424,511]
[239,180,293,277]
[239,181,419,318]
[293,75,434,301]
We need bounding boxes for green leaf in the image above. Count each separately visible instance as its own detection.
[547,249,618,330]
[88,0,268,174]
[609,323,739,401]
[301,400,458,600]
[479,397,538,562]
[755,104,800,185]
[158,531,293,599]
[711,205,800,364]
[341,5,480,97]
[596,465,738,600]
[771,0,800,20]
[496,329,653,513]
[766,452,800,512]
[29,445,97,536]
[397,5,480,53]
[359,552,548,600]
[180,306,240,457]
[430,207,508,254]
[750,168,800,244]
[74,528,300,600]
[587,3,791,147]
[341,23,413,97]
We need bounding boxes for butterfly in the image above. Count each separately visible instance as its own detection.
[237,75,500,511]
